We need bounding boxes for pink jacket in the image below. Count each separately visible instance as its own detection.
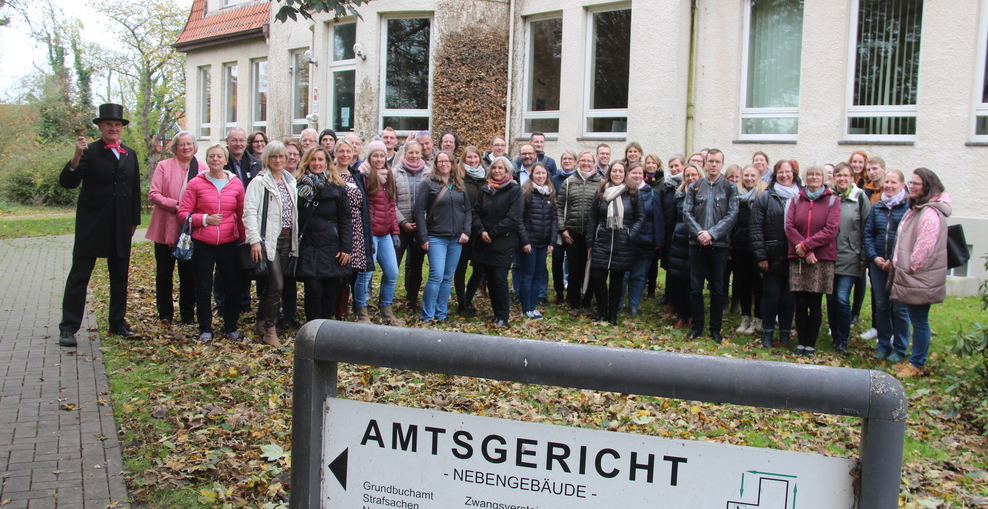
[367,188,400,236]
[785,186,840,262]
[178,171,246,246]
[146,157,198,245]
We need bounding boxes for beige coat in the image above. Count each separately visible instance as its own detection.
[891,196,951,306]
[243,170,298,261]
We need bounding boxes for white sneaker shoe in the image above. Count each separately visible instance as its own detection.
[736,316,751,333]
[861,328,878,340]
[744,317,762,335]
[532,309,543,319]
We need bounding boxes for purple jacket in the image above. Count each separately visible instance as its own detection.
[785,186,840,262]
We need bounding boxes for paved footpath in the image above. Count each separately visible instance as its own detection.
[0,233,133,509]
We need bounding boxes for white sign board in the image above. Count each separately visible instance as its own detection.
[322,399,856,509]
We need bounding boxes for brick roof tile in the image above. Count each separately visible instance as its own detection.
[174,0,269,49]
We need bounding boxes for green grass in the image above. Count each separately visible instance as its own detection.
[0,208,152,239]
[86,242,988,508]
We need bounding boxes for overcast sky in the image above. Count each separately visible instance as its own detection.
[0,0,192,100]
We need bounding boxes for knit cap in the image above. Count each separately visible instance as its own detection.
[366,140,387,156]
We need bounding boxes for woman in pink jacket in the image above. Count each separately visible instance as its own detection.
[147,131,199,325]
[178,144,246,342]
[785,161,840,357]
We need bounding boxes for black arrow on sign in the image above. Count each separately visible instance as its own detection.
[329,448,348,490]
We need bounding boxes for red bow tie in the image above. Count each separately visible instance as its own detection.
[105,141,127,154]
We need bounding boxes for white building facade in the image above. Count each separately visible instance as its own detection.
[177,0,988,287]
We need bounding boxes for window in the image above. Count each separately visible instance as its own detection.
[523,16,562,135]
[845,0,923,140]
[198,66,211,138]
[292,49,311,136]
[330,22,356,133]
[973,1,988,138]
[224,63,238,129]
[252,59,267,133]
[381,17,431,132]
[739,0,804,140]
[584,7,631,136]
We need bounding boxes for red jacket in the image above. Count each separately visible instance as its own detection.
[367,188,400,237]
[178,171,246,246]
[785,186,840,262]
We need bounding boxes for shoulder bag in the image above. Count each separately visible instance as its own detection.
[239,189,269,278]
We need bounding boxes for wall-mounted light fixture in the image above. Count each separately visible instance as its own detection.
[352,43,367,61]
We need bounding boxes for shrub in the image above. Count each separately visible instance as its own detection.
[947,254,988,432]
[2,145,79,206]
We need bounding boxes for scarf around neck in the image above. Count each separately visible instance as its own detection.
[465,164,486,181]
[881,188,907,208]
[402,156,426,174]
[489,174,512,193]
[739,184,759,205]
[804,186,826,201]
[644,173,660,186]
[376,168,389,186]
[602,184,626,229]
[534,183,551,195]
[578,169,596,181]
[774,182,799,200]
[664,171,683,187]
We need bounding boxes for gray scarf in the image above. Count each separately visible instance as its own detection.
[774,182,799,200]
[602,184,626,229]
[465,164,486,180]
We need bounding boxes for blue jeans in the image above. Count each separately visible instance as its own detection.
[625,257,652,310]
[761,271,794,337]
[371,235,399,307]
[354,270,373,308]
[827,274,857,348]
[905,303,931,368]
[518,246,548,312]
[870,263,909,357]
[689,245,729,333]
[421,236,462,321]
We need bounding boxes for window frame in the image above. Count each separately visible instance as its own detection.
[198,66,212,140]
[328,20,357,134]
[582,4,632,139]
[843,0,922,143]
[522,13,563,137]
[737,0,803,142]
[972,0,988,141]
[379,14,433,136]
[251,58,267,133]
[223,62,238,130]
[291,48,311,136]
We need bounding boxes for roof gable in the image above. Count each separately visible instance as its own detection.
[174,0,270,51]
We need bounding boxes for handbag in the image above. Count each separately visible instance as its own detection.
[947,224,970,269]
[239,189,270,278]
[171,214,194,261]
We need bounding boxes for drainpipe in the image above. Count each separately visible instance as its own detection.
[504,0,516,144]
[684,0,699,154]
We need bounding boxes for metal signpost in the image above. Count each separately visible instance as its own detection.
[290,321,906,509]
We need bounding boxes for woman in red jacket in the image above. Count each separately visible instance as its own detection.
[363,140,401,324]
[785,161,840,356]
[178,144,246,342]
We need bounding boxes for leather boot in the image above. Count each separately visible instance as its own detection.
[263,325,281,347]
[761,330,774,347]
[356,307,371,324]
[336,285,350,321]
[779,330,792,346]
[380,305,397,325]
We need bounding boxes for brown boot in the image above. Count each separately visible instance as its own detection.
[254,321,267,339]
[262,324,281,347]
[380,305,397,325]
[356,307,371,324]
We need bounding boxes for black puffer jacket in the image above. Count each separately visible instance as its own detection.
[749,185,790,275]
[586,186,645,271]
[731,195,755,252]
[518,189,557,249]
[472,181,523,268]
[632,185,664,259]
[666,192,691,280]
[659,181,678,267]
[295,182,353,280]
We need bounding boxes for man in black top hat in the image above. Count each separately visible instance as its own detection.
[57,103,141,347]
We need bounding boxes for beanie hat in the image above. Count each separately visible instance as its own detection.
[366,140,387,157]
[319,129,337,142]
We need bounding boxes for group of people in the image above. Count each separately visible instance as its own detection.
[58,104,952,378]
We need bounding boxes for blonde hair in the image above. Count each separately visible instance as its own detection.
[678,163,706,193]
[300,146,344,186]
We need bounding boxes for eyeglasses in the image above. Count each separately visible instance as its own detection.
[908,181,923,187]
[270,154,287,160]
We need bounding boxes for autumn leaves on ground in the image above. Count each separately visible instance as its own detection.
[88,242,988,508]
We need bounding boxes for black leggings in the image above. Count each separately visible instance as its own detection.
[591,268,626,322]
[793,291,823,349]
[304,277,344,321]
[731,250,762,317]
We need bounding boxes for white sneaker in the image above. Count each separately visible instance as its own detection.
[736,316,751,333]
[744,317,762,335]
[861,328,878,340]
[532,309,543,319]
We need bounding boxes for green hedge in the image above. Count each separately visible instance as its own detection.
[2,145,80,206]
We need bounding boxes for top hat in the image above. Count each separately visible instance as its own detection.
[93,103,130,126]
